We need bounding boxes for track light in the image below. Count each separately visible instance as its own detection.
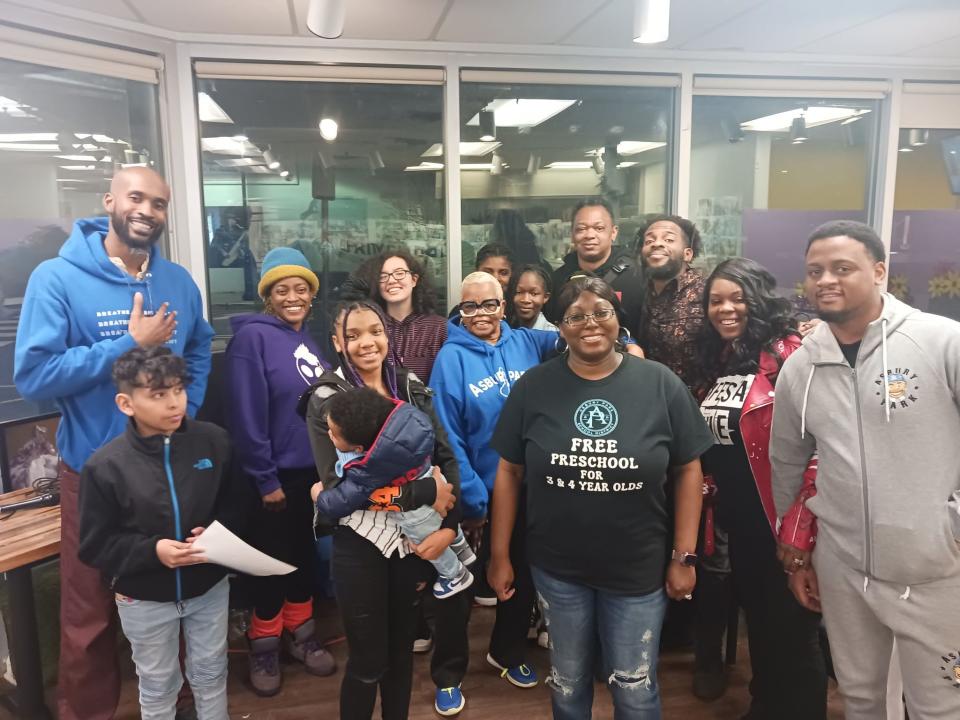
[279,169,290,177]
[263,147,280,170]
[319,117,338,142]
[479,110,496,142]
[368,151,385,174]
[633,0,670,44]
[790,116,808,144]
[490,153,503,176]
[908,129,929,147]
[591,155,604,175]
[526,154,540,175]
[306,0,345,39]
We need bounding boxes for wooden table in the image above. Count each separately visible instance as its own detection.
[0,489,60,720]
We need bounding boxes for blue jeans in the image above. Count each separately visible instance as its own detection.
[531,566,668,720]
[115,577,230,720]
[398,505,464,580]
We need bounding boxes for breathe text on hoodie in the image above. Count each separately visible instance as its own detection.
[14,217,214,470]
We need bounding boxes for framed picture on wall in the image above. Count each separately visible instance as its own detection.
[0,413,60,494]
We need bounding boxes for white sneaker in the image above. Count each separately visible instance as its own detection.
[413,635,433,653]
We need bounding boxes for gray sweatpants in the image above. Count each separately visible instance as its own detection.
[815,537,960,719]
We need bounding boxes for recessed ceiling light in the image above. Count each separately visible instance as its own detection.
[421,142,501,157]
[586,141,666,157]
[197,92,234,124]
[404,162,444,172]
[0,132,58,142]
[545,161,594,170]
[741,107,869,133]
[0,143,60,152]
[466,99,577,130]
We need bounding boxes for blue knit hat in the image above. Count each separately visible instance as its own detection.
[258,247,320,298]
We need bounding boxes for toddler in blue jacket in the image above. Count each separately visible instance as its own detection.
[312,387,475,598]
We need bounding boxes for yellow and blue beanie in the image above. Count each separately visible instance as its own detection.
[258,247,320,299]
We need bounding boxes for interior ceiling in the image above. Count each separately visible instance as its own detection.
[21,0,960,60]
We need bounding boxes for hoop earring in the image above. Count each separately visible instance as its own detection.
[554,335,568,354]
[617,326,632,345]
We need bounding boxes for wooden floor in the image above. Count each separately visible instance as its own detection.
[107,600,844,719]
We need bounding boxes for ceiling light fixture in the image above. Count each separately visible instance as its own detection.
[306,0,345,38]
[319,117,339,141]
[545,161,594,170]
[526,154,540,175]
[263,147,280,170]
[197,92,234,124]
[742,106,868,133]
[490,153,504,176]
[908,129,929,147]
[633,0,670,44]
[466,99,577,130]
[586,141,666,157]
[368,151,385,174]
[790,116,808,144]
[479,110,496,142]
[279,169,291,177]
[421,141,501,157]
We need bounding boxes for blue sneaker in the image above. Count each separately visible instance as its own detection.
[486,652,539,688]
[433,567,474,599]
[434,685,465,716]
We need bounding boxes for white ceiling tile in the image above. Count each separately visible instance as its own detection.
[904,34,960,59]
[436,0,608,44]
[796,2,960,57]
[130,0,294,34]
[45,0,140,21]
[680,0,914,53]
[291,0,450,39]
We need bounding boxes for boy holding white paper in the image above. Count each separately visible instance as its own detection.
[78,347,244,720]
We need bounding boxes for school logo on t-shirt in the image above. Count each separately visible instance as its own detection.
[574,399,619,437]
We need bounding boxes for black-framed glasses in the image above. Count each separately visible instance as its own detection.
[459,299,502,317]
[561,308,617,327]
[378,269,413,283]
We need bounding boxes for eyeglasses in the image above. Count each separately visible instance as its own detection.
[378,269,412,283]
[459,299,502,317]
[561,308,617,327]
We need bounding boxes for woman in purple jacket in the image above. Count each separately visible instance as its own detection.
[225,247,336,696]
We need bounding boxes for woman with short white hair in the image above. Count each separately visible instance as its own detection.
[428,271,557,707]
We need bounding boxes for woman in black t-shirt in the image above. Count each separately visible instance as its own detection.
[488,276,712,719]
[697,258,827,720]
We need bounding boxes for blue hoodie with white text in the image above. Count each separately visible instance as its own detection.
[14,217,214,470]
[429,318,556,519]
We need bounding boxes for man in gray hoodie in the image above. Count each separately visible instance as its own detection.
[770,220,960,719]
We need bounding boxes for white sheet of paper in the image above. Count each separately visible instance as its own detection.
[193,521,295,576]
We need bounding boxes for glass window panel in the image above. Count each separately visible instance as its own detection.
[459,81,674,280]
[0,57,161,422]
[197,77,446,343]
[690,95,878,304]
[890,127,960,319]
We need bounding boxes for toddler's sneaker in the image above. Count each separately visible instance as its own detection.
[450,533,477,566]
[412,632,433,653]
[434,685,465,716]
[433,566,474,599]
[486,652,539,688]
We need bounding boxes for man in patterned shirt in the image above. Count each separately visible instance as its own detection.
[634,214,706,392]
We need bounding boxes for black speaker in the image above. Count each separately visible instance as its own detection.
[312,157,336,200]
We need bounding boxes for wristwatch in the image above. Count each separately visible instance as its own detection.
[671,549,698,567]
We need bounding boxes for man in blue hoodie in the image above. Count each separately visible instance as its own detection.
[14,167,214,720]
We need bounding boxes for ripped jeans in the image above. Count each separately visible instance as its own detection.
[531,566,667,720]
[115,577,229,720]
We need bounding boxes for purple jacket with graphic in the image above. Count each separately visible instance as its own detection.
[225,314,330,495]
